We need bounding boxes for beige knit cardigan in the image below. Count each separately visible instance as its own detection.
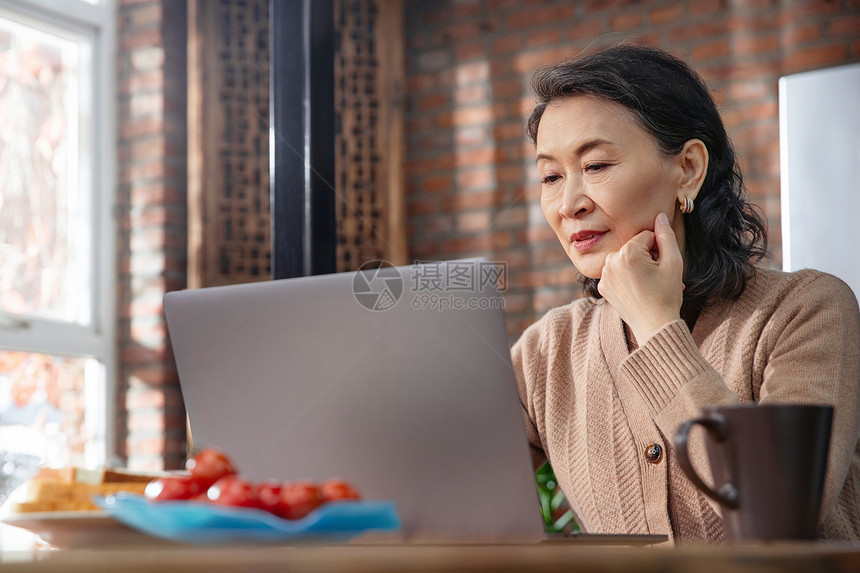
[512,267,860,544]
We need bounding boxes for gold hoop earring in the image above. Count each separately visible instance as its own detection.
[680,197,694,214]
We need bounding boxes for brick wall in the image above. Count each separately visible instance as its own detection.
[116,0,188,470]
[403,0,860,337]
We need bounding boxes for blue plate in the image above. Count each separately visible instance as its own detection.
[94,492,401,544]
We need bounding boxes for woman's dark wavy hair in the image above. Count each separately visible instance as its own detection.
[527,44,767,312]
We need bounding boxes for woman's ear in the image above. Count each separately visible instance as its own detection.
[676,139,708,202]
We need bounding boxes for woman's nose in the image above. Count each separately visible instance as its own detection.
[559,179,590,219]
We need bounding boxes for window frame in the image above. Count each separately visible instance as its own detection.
[0,0,117,466]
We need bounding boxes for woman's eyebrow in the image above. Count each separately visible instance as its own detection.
[535,138,613,163]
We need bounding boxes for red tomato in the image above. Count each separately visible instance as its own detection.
[207,475,260,509]
[145,475,203,501]
[185,448,237,489]
[320,479,361,502]
[256,481,289,516]
[277,482,324,520]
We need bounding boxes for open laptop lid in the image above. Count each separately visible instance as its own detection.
[164,258,546,542]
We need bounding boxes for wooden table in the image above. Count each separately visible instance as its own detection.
[1,542,859,573]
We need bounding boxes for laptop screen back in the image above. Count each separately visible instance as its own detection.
[164,259,544,541]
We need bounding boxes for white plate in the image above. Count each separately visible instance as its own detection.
[1,511,175,548]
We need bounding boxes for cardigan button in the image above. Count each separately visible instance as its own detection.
[644,443,663,464]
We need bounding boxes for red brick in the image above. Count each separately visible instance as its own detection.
[566,19,604,42]
[728,79,772,102]
[494,121,527,142]
[782,22,822,47]
[609,12,643,31]
[526,28,562,48]
[452,105,494,126]
[441,191,497,211]
[457,211,492,232]
[731,0,777,9]
[785,44,848,72]
[456,167,493,189]
[535,289,574,312]
[120,27,163,51]
[496,164,525,184]
[584,0,645,14]
[493,78,524,100]
[505,5,576,29]
[789,0,842,20]
[454,85,487,106]
[423,215,454,235]
[457,41,485,61]
[690,0,726,16]
[692,39,730,61]
[406,71,453,92]
[456,147,496,166]
[454,125,489,146]
[418,93,449,111]
[830,15,860,36]
[407,155,455,176]
[125,387,183,410]
[453,0,481,20]
[120,344,168,365]
[650,4,685,25]
[121,70,164,94]
[455,61,490,85]
[513,48,569,73]
[742,100,778,122]
[128,136,165,160]
[667,20,737,42]
[128,3,162,29]
[120,117,166,140]
[407,200,436,217]
[492,206,528,228]
[445,21,490,44]
[422,175,452,194]
[406,115,435,134]
[524,226,557,243]
[492,35,523,54]
[733,34,780,55]
[120,160,166,184]
[487,0,519,11]
[440,234,494,254]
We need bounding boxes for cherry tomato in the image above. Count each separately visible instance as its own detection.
[277,481,324,520]
[185,448,237,489]
[320,479,361,502]
[256,481,289,516]
[145,475,203,501]
[207,475,260,509]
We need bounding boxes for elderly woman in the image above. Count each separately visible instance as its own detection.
[513,44,860,544]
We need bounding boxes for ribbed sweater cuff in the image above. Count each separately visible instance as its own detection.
[619,320,713,415]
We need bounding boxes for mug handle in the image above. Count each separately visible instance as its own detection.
[673,413,739,509]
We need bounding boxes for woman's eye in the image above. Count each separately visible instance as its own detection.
[541,174,561,185]
[584,163,608,173]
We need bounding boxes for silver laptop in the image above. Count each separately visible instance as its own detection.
[164,259,665,544]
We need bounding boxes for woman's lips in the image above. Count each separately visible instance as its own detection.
[570,230,607,251]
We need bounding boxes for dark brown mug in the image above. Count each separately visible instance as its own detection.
[673,403,833,541]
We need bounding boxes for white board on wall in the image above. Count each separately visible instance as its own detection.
[779,62,860,302]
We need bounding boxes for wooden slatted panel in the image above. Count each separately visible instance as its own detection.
[335,0,407,271]
[189,0,271,288]
[189,0,405,286]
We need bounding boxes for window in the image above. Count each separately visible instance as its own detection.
[0,0,115,469]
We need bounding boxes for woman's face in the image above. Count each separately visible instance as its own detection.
[536,96,685,279]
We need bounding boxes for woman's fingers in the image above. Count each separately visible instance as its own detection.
[598,212,685,344]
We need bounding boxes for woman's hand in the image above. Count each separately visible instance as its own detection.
[597,212,685,345]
